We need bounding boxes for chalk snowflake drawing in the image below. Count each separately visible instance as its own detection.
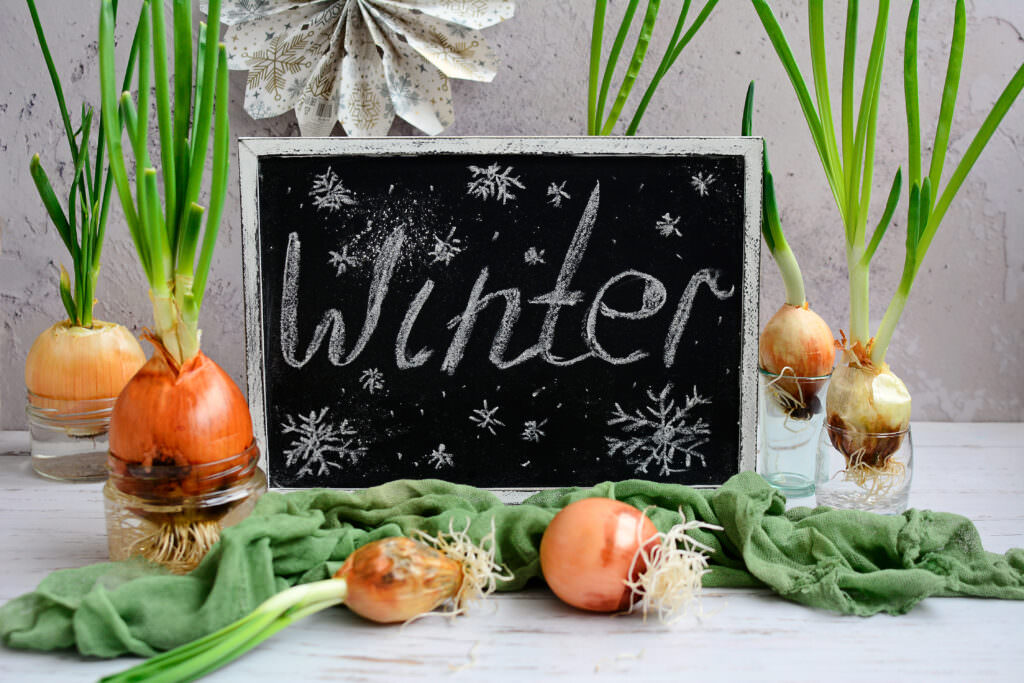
[429,227,464,265]
[690,171,716,197]
[426,443,454,469]
[546,181,570,207]
[469,400,505,434]
[327,246,359,276]
[521,419,548,442]
[359,367,384,394]
[655,213,682,237]
[309,168,357,212]
[524,247,546,265]
[606,384,711,477]
[466,163,525,204]
[281,407,366,478]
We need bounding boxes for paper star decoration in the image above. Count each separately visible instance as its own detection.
[207,0,515,136]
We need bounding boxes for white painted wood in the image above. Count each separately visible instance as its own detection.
[237,136,763,495]
[0,423,1022,681]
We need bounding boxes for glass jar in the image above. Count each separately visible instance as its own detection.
[103,441,266,573]
[757,368,831,497]
[27,391,117,481]
[815,423,913,514]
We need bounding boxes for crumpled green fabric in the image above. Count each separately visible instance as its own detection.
[2,472,1022,658]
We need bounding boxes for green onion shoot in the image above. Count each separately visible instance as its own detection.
[588,0,720,135]
[754,0,1024,488]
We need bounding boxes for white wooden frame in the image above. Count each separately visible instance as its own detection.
[238,136,762,499]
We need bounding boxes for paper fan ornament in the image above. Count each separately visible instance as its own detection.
[209,0,515,136]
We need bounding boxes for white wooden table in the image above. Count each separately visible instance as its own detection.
[1,423,1022,681]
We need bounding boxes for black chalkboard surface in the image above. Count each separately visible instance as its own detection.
[240,138,760,494]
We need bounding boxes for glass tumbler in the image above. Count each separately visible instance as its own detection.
[757,368,831,497]
[815,423,913,514]
[27,392,117,481]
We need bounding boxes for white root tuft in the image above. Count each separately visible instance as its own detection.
[415,518,513,617]
[623,509,722,625]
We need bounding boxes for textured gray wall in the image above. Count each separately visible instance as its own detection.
[2,1,1022,428]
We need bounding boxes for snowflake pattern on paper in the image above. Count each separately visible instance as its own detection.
[328,246,359,276]
[655,213,681,237]
[546,181,570,207]
[385,73,423,116]
[466,163,525,204]
[359,367,385,394]
[281,407,366,478]
[426,443,454,469]
[521,419,547,443]
[690,172,715,197]
[523,247,545,265]
[606,384,711,477]
[310,168,357,212]
[469,400,505,434]
[221,0,272,24]
[429,227,464,265]
[243,34,311,99]
[431,31,477,66]
[346,81,383,132]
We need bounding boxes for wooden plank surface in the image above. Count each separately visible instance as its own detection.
[0,423,1022,681]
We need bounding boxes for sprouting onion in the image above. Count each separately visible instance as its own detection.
[101,531,508,683]
[754,0,1024,479]
[23,0,145,416]
[99,0,254,570]
[742,81,835,408]
[587,0,720,135]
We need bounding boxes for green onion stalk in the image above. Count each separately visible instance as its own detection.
[742,81,835,409]
[99,0,256,572]
[23,0,145,439]
[102,534,506,683]
[587,0,720,135]
[754,0,1024,472]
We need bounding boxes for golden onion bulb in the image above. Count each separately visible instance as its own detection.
[759,304,835,402]
[335,536,463,623]
[759,304,836,377]
[108,339,254,498]
[826,360,911,467]
[25,320,146,403]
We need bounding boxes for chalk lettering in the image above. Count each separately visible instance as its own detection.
[663,268,735,367]
[395,280,435,369]
[525,181,601,366]
[441,268,524,374]
[586,270,668,364]
[280,227,405,368]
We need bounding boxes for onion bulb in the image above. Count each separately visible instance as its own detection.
[826,356,911,470]
[25,320,145,416]
[759,303,835,404]
[540,498,720,622]
[336,536,464,623]
[109,335,254,497]
[540,498,659,612]
[102,534,507,683]
[107,335,255,570]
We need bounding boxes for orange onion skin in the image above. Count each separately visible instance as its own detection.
[25,320,145,403]
[759,304,835,379]
[539,498,658,613]
[335,537,463,623]
[109,345,253,497]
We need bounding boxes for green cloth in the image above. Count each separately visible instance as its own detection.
[2,472,1023,658]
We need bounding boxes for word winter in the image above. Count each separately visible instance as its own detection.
[280,183,734,374]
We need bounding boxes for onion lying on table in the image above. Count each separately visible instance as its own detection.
[102,529,509,683]
[540,498,720,624]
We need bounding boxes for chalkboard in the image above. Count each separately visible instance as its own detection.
[240,137,760,496]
